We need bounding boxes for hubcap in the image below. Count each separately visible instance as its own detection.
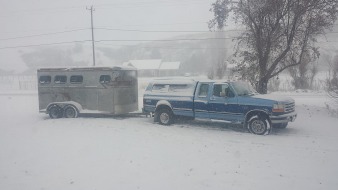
[251,120,266,134]
[160,112,169,124]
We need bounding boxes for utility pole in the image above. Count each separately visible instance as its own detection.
[87,5,96,66]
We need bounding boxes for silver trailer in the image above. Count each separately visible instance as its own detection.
[37,66,138,118]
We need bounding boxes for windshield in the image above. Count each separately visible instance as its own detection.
[232,81,258,96]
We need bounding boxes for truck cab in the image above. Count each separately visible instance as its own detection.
[143,79,297,135]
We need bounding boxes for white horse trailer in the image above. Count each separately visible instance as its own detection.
[37,66,138,118]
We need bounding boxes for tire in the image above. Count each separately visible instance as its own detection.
[64,105,78,118]
[48,105,63,119]
[273,122,288,129]
[156,108,174,125]
[247,115,270,135]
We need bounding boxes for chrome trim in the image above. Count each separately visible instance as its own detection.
[270,111,297,124]
[173,108,193,112]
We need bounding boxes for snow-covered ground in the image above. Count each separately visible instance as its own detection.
[1,90,338,190]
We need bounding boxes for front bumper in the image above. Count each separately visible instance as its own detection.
[270,111,297,124]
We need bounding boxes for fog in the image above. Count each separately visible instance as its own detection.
[1,0,216,72]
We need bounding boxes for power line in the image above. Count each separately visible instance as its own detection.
[0,40,92,50]
[95,37,235,42]
[0,28,241,42]
[95,27,244,33]
[100,44,231,50]
[4,27,338,42]
[95,21,208,27]
[0,37,234,50]
[0,28,90,41]
[1,38,337,51]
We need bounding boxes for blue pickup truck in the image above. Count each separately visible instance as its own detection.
[143,79,297,135]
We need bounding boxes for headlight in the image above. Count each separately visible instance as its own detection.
[272,104,285,112]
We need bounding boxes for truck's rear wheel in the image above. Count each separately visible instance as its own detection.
[157,108,174,125]
[64,105,78,118]
[247,115,271,135]
[49,105,63,119]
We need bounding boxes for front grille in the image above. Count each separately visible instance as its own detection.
[285,102,295,113]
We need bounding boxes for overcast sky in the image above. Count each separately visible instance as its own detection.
[0,0,219,72]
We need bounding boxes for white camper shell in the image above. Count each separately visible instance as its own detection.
[37,66,138,118]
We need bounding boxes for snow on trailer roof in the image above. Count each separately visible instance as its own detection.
[38,66,136,72]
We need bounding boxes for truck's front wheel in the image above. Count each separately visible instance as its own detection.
[156,108,174,125]
[247,115,271,135]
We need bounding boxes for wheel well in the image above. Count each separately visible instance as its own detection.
[155,105,172,113]
[245,111,270,124]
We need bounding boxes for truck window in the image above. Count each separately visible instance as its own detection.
[70,75,83,84]
[232,81,256,96]
[213,84,228,97]
[198,84,209,97]
[152,84,169,92]
[169,84,188,92]
[100,75,111,83]
[54,75,67,84]
[39,76,51,84]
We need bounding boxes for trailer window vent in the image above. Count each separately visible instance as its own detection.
[39,76,51,84]
[100,75,111,83]
[54,75,67,84]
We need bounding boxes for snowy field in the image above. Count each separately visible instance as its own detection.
[1,91,338,190]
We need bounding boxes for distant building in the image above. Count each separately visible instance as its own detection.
[159,62,181,77]
[123,59,181,77]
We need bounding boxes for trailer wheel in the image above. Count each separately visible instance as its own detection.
[48,105,63,119]
[157,108,174,125]
[64,105,78,118]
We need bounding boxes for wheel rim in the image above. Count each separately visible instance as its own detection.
[65,107,76,118]
[251,120,266,134]
[160,112,169,124]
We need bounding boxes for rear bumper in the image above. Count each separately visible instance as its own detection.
[270,111,297,124]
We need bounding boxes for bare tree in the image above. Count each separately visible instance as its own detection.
[209,0,338,93]
[325,54,338,116]
[327,55,338,97]
[288,50,319,89]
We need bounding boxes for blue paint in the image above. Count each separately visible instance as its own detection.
[143,80,297,125]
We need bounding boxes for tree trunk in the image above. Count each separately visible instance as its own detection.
[257,78,268,94]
